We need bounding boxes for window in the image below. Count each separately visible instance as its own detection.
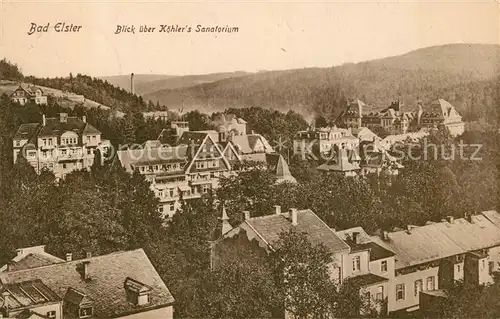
[86,136,90,142]
[48,138,53,146]
[481,260,485,270]
[414,279,423,296]
[87,149,92,155]
[43,139,47,147]
[157,205,164,213]
[202,184,211,194]
[49,163,54,169]
[61,149,67,155]
[376,286,384,301]
[140,166,145,172]
[426,276,435,291]
[15,140,21,147]
[457,264,461,273]
[79,307,93,318]
[169,203,175,211]
[352,256,361,272]
[381,260,388,272]
[396,284,405,301]
[63,163,67,169]
[92,136,96,141]
[42,151,47,158]
[47,311,56,319]
[489,261,494,274]
[158,190,164,198]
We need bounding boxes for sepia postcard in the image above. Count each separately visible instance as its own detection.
[0,1,499,318]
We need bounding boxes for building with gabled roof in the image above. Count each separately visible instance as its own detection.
[13,113,111,179]
[10,85,47,106]
[0,249,175,319]
[0,246,64,273]
[337,98,465,137]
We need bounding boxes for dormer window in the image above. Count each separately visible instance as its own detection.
[63,287,94,319]
[124,277,152,306]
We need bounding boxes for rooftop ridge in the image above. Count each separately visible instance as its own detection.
[1,249,146,276]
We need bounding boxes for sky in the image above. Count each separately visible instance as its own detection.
[1,0,499,77]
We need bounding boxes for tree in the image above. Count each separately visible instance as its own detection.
[269,228,338,319]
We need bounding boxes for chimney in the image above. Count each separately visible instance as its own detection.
[274,205,281,215]
[82,115,86,123]
[130,73,135,94]
[352,232,360,244]
[86,252,92,259]
[82,261,90,280]
[59,113,68,123]
[465,212,473,223]
[242,211,250,221]
[42,114,46,126]
[289,208,298,226]
[406,225,413,234]
[447,216,454,224]
[2,291,10,311]
[66,253,72,262]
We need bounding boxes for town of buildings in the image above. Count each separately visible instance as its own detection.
[117,114,296,218]
[337,98,465,137]
[12,113,111,179]
[213,206,500,316]
[0,246,175,319]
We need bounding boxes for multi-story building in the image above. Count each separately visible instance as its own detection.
[212,206,500,316]
[13,113,111,179]
[338,98,465,137]
[10,85,48,105]
[118,118,296,218]
[143,111,169,122]
[316,145,402,177]
[293,126,359,157]
[0,247,175,319]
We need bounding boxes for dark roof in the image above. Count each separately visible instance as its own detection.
[348,273,389,287]
[117,145,190,172]
[245,209,349,253]
[363,242,396,261]
[177,131,208,146]
[38,117,88,137]
[0,279,61,310]
[13,123,40,142]
[0,249,175,317]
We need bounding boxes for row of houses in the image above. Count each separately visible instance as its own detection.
[212,206,500,315]
[12,113,296,219]
[337,98,465,137]
[117,114,296,218]
[0,246,175,319]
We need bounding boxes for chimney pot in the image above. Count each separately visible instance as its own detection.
[66,253,72,262]
[447,216,454,224]
[274,205,281,215]
[290,208,298,226]
[352,232,360,244]
[59,113,68,123]
[242,211,250,221]
[82,261,90,280]
[42,114,46,126]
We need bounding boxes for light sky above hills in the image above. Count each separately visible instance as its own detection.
[1,0,498,77]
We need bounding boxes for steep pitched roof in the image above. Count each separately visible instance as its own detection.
[0,249,175,318]
[13,123,40,142]
[371,211,500,269]
[37,116,99,138]
[0,246,64,273]
[265,154,296,183]
[335,227,395,261]
[231,134,274,154]
[244,209,349,253]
